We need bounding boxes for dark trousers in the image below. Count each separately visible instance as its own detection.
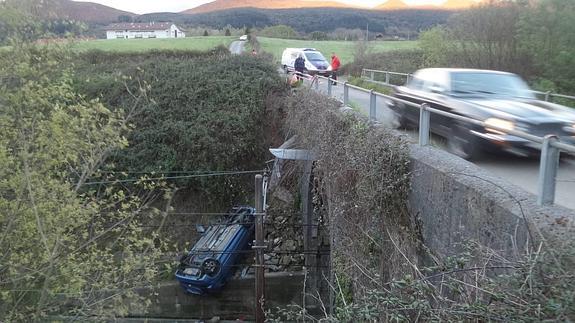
[331,70,338,84]
[295,68,304,80]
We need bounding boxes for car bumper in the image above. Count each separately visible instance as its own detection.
[175,271,223,295]
[470,131,575,156]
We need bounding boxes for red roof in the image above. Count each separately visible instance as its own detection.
[106,22,175,31]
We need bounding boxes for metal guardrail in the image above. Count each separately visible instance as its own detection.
[303,72,575,207]
[361,68,575,103]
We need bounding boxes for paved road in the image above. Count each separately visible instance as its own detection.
[229,40,245,55]
[308,76,575,210]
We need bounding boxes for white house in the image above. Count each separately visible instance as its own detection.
[105,22,186,40]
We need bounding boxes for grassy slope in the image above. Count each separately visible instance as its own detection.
[257,37,419,63]
[72,36,235,52]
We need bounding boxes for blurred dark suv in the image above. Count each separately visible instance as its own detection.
[390,68,575,159]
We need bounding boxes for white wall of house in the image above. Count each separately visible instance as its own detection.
[106,24,186,40]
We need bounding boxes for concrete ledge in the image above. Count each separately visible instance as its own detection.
[409,144,575,258]
[129,272,304,320]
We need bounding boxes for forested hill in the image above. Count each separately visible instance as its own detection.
[137,7,453,33]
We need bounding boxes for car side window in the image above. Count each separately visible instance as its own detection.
[422,81,445,93]
[408,77,424,90]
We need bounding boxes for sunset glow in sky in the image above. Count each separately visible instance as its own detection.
[73,0,462,14]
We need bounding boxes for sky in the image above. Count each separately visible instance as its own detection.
[73,0,453,14]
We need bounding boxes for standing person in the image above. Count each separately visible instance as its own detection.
[294,53,306,81]
[330,52,341,85]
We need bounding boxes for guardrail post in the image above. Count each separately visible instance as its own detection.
[537,135,560,206]
[314,76,319,91]
[343,82,349,106]
[369,90,376,121]
[327,77,332,96]
[545,91,551,102]
[418,103,431,146]
[370,71,374,81]
[385,72,390,84]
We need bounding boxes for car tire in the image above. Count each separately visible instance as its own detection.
[447,123,482,160]
[391,103,411,129]
[202,258,221,277]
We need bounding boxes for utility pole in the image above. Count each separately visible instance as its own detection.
[366,22,369,41]
[253,174,265,323]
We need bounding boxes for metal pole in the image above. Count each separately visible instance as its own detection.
[314,76,319,91]
[254,174,265,323]
[327,77,332,96]
[537,136,560,206]
[385,72,390,85]
[369,90,376,121]
[418,103,430,146]
[545,91,551,102]
[370,71,374,81]
[343,82,349,106]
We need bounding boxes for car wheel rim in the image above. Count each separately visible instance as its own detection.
[449,132,471,159]
[203,259,219,276]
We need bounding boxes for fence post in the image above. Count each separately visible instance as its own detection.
[370,71,374,81]
[385,72,390,84]
[537,135,560,206]
[343,82,349,106]
[545,91,551,102]
[369,90,377,121]
[314,76,319,91]
[418,103,431,146]
[327,77,332,96]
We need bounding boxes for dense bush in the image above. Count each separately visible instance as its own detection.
[418,0,575,95]
[74,50,286,206]
[342,48,425,78]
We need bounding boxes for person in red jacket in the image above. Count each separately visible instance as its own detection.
[330,52,341,85]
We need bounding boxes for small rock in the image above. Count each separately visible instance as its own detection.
[273,187,294,204]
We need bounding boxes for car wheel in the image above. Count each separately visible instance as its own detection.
[202,258,221,277]
[391,103,411,129]
[447,123,482,160]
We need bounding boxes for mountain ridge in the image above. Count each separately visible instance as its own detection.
[4,0,135,23]
[184,0,482,14]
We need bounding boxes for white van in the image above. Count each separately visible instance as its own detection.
[281,48,332,76]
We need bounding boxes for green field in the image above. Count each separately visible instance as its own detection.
[257,37,419,64]
[72,36,235,52]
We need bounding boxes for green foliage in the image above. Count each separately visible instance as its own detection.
[0,43,169,320]
[418,26,450,67]
[309,31,329,41]
[73,50,285,206]
[225,28,231,36]
[347,77,393,95]
[517,0,575,93]
[141,8,452,35]
[0,4,42,44]
[344,48,425,77]
[259,25,298,39]
[269,241,575,321]
[203,29,209,36]
[418,0,575,94]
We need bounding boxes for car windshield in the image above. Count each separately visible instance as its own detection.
[451,72,536,99]
[304,52,326,62]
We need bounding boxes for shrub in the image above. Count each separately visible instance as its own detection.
[74,50,286,206]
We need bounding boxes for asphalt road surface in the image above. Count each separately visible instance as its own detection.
[306,75,575,210]
[229,40,245,55]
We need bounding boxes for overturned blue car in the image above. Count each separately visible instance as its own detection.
[175,206,256,295]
